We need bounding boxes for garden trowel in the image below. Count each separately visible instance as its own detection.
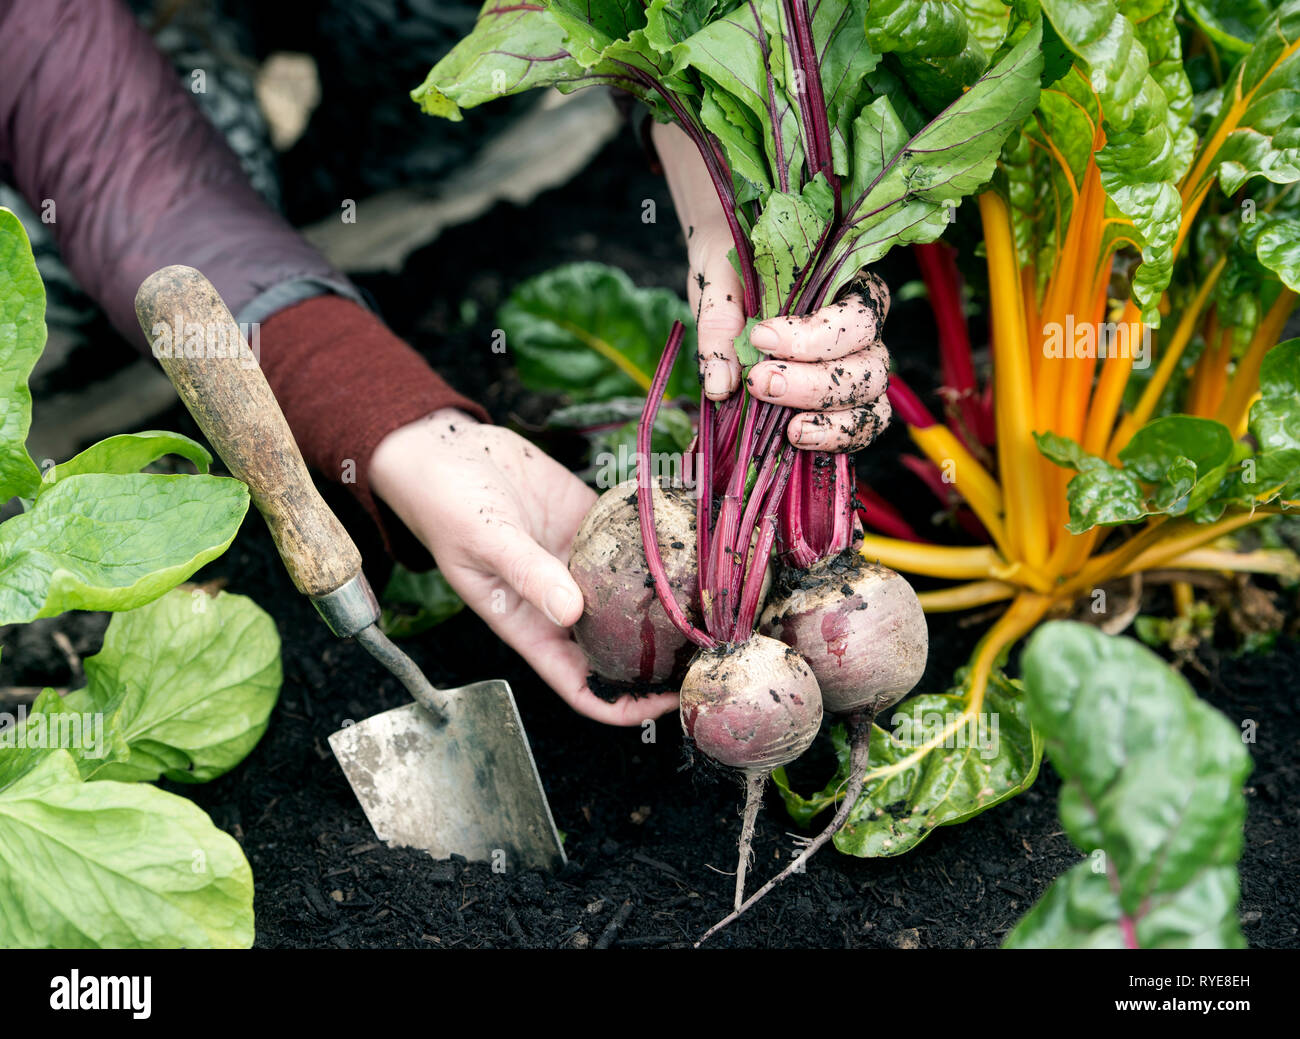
[135,266,566,872]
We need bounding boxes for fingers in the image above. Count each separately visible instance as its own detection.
[748,289,888,363]
[688,233,745,401]
[786,396,892,452]
[746,341,889,411]
[512,621,679,726]
[465,584,681,726]
[475,523,584,627]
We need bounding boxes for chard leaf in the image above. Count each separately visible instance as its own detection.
[1005,622,1250,948]
[48,589,282,784]
[411,0,640,121]
[1255,216,1300,291]
[0,472,249,625]
[1036,431,1149,529]
[822,19,1043,303]
[1118,414,1235,514]
[774,670,1042,857]
[380,564,466,639]
[868,0,987,109]
[1123,0,1197,184]
[39,431,212,493]
[0,751,254,948]
[1039,0,1185,321]
[1210,210,1290,349]
[0,209,43,502]
[1184,1,1300,200]
[497,262,698,402]
[750,177,834,314]
[866,0,969,56]
[955,0,1013,59]
[1184,0,1284,56]
[1060,460,1150,530]
[1246,337,1300,497]
[1039,417,1236,530]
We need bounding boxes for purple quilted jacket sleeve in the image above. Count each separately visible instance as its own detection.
[0,0,356,343]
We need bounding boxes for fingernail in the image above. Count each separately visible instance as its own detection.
[749,323,779,350]
[789,417,822,448]
[764,368,787,399]
[703,360,731,398]
[544,586,578,626]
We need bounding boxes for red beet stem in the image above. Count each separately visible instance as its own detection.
[638,321,714,649]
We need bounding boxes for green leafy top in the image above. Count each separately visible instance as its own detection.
[417,1,1043,320]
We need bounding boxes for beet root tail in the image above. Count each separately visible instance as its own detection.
[698,710,875,945]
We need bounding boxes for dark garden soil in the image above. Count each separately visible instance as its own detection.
[8,133,1298,949]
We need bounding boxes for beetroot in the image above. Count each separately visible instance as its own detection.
[568,477,698,686]
[679,635,823,770]
[700,549,928,945]
[759,549,927,714]
[680,634,823,909]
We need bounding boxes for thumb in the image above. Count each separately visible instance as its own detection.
[478,524,584,627]
[689,233,745,401]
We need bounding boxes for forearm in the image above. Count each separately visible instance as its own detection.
[259,298,488,564]
[652,121,730,242]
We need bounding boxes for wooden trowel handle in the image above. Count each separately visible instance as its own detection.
[135,265,362,598]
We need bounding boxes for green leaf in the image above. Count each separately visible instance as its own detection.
[380,564,466,640]
[1118,414,1236,514]
[1005,622,1250,948]
[1041,417,1237,530]
[5,687,131,779]
[847,95,912,206]
[810,0,884,173]
[49,589,282,784]
[0,751,254,948]
[750,177,835,315]
[1183,0,1286,56]
[1036,431,1150,530]
[411,0,639,120]
[1034,429,1099,471]
[1061,463,1150,530]
[869,0,987,110]
[676,0,808,193]
[39,431,212,494]
[1038,0,1186,321]
[955,0,1014,59]
[775,670,1042,856]
[497,262,698,403]
[1247,337,1300,496]
[823,18,1043,302]
[1186,1,1300,201]
[1255,217,1300,291]
[0,209,44,501]
[0,472,249,625]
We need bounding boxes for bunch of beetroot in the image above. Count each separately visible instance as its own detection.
[417,0,1041,942]
[568,319,928,939]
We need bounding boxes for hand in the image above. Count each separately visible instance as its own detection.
[370,409,680,726]
[653,122,893,451]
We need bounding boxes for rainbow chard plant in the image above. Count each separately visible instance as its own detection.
[836,0,1300,857]
[418,0,1044,917]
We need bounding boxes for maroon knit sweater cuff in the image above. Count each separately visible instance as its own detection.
[259,295,489,565]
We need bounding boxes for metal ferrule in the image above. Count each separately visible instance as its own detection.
[310,573,381,638]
